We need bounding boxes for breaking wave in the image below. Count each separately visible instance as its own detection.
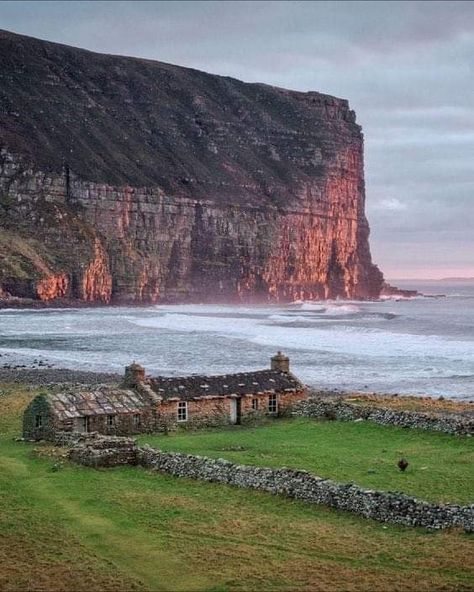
[2,283,474,399]
[299,302,361,314]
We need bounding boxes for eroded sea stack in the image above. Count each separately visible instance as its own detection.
[0,30,384,304]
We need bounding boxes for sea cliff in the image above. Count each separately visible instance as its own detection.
[0,30,383,304]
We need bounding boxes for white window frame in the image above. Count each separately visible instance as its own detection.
[177,401,188,422]
[268,394,278,414]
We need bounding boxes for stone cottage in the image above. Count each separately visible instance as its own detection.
[23,352,307,440]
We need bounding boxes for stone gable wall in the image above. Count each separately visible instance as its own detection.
[292,398,474,436]
[23,395,57,440]
[68,437,474,532]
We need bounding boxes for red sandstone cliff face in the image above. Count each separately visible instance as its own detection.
[36,273,70,301]
[0,30,383,304]
[79,240,112,303]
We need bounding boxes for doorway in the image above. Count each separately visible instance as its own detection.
[230,398,242,425]
[79,416,90,432]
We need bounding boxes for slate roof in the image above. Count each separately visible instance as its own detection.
[45,369,304,419]
[149,369,303,401]
[48,388,150,420]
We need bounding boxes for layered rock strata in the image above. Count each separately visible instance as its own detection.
[0,30,383,304]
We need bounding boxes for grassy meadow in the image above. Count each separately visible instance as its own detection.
[139,418,474,504]
[1,383,473,592]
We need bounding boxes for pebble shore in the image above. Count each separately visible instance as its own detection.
[0,367,120,386]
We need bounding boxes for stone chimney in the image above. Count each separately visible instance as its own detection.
[271,351,290,373]
[123,362,146,387]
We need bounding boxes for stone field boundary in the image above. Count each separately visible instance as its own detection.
[292,398,474,436]
[68,436,474,532]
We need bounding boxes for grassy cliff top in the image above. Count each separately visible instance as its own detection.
[0,29,357,199]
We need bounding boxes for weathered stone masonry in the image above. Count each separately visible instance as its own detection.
[23,354,307,439]
[292,398,474,436]
[68,436,474,532]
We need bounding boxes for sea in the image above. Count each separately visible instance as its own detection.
[1,280,473,400]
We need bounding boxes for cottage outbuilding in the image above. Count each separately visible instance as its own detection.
[23,353,307,440]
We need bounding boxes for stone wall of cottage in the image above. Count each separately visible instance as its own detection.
[157,397,231,431]
[23,389,307,440]
[54,409,157,436]
[23,395,57,440]
[292,398,474,436]
[68,437,474,532]
[156,390,308,431]
[276,390,308,413]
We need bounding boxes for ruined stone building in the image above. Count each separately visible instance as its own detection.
[23,353,307,439]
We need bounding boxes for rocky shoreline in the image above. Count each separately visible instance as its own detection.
[0,294,424,310]
[0,297,149,310]
[0,367,120,386]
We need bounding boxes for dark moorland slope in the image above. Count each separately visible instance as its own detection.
[0,30,383,304]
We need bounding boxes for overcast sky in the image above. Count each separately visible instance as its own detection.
[1,0,472,279]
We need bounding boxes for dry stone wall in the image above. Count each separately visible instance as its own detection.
[69,436,138,467]
[68,437,474,532]
[292,398,474,436]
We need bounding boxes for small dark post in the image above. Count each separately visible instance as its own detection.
[397,458,409,472]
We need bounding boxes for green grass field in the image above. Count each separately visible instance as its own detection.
[1,384,473,591]
[139,417,474,504]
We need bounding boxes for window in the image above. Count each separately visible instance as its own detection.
[82,416,90,432]
[252,398,259,411]
[177,401,188,422]
[133,414,141,427]
[107,415,115,428]
[35,414,43,428]
[268,394,278,414]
